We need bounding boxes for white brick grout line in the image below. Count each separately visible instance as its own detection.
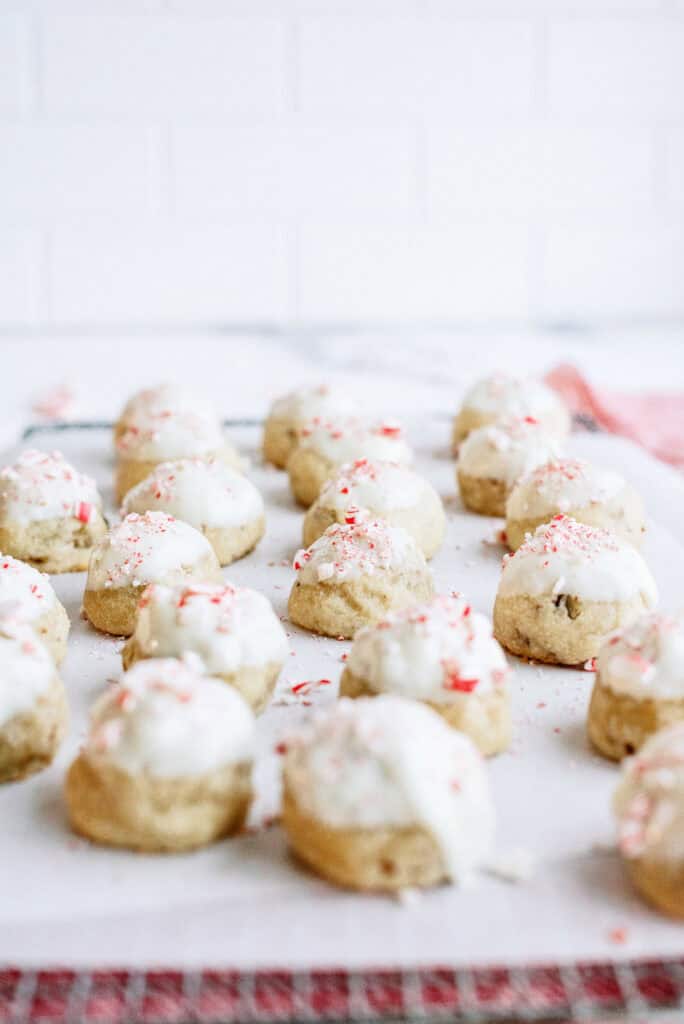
[8,970,37,1024]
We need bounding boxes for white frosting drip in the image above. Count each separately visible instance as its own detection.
[614,723,684,861]
[497,515,658,604]
[116,384,224,462]
[347,595,510,702]
[269,384,358,422]
[133,581,289,673]
[121,458,263,529]
[462,373,564,418]
[0,449,102,526]
[597,613,684,701]
[87,511,217,590]
[506,458,628,519]
[0,621,54,728]
[84,658,256,778]
[458,419,561,487]
[0,554,57,621]
[285,695,495,882]
[296,417,412,467]
[317,459,432,513]
[293,518,427,584]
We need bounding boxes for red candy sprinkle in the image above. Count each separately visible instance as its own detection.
[76,501,92,523]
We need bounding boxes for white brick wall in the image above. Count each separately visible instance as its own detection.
[0,0,683,328]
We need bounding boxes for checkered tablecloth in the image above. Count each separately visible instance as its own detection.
[1,960,683,1023]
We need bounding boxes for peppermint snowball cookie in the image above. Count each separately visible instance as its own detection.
[114,383,240,504]
[614,724,684,918]
[0,555,69,663]
[0,622,68,783]
[83,511,222,637]
[493,515,658,666]
[123,581,289,713]
[505,458,645,552]
[288,519,433,640]
[340,595,511,756]
[263,384,358,469]
[453,372,570,451]
[65,658,255,852]
[0,450,107,573]
[588,613,684,762]
[303,459,445,559]
[457,417,561,517]
[287,417,412,508]
[121,458,264,567]
[282,695,495,891]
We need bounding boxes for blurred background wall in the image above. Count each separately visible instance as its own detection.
[1,0,683,332]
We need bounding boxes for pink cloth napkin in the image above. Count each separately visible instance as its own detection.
[545,364,684,470]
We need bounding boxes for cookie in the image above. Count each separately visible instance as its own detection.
[0,621,67,783]
[83,511,222,636]
[282,695,494,890]
[121,458,265,566]
[263,384,358,469]
[614,723,684,918]
[303,459,445,559]
[505,458,645,551]
[122,581,289,713]
[287,417,412,507]
[288,518,433,639]
[457,417,561,517]
[588,613,684,761]
[493,515,657,666]
[340,594,511,756]
[453,372,570,450]
[114,383,240,503]
[0,449,107,573]
[0,554,69,663]
[65,658,255,852]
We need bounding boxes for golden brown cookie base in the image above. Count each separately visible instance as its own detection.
[282,783,447,891]
[115,446,242,504]
[506,495,645,552]
[493,592,649,666]
[457,472,508,517]
[287,449,336,508]
[288,571,434,640]
[262,417,298,469]
[339,668,510,756]
[204,515,265,567]
[122,640,283,714]
[625,856,684,919]
[0,676,68,783]
[34,602,71,664]
[0,515,108,574]
[303,498,446,560]
[587,678,684,761]
[66,755,252,852]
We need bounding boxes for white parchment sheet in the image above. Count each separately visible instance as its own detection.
[2,420,684,969]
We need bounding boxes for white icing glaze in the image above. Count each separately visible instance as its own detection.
[0,621,54,729]
[86,511,218,591]
[506,458,628,520]
[497,515,658,605]
[0,554,58,622]
[133,581,289,674]
[269,384,358,423]
[285,695,495,882]
[296,417,412,467]
[121,458,263,529]
[84,658,256,778]
[317,459,432,513]
[0,449,102,526]
[347,594,510,702]
[462,373,565,419]
[614,723,684,862]
[116,384,224,462]
[597,613,684,701]
[293,518,427,584]
[458,418,561,487]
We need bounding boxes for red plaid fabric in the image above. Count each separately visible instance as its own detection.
[1,960,683,1022]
